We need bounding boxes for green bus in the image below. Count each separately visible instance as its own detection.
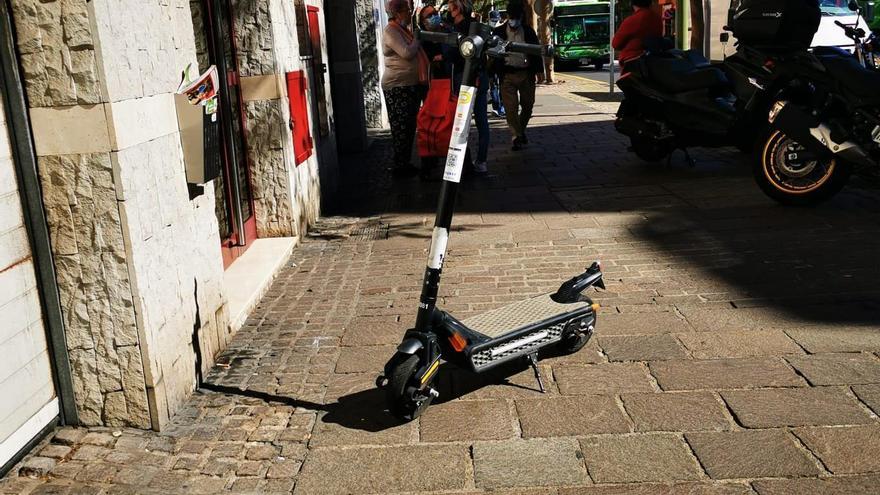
[552,0,612,70]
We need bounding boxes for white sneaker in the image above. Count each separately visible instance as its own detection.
[473,161,488,174]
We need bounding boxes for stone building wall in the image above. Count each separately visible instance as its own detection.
[10,0,230,430]
[10,0,151,428]
[234,0,298,238]
[232,0,328,238]
[356,0,385,128]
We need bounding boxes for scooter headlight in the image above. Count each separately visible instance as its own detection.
[460,38,476,58]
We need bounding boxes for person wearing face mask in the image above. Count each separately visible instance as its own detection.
[382,0,430,177]
[491,1,541,151]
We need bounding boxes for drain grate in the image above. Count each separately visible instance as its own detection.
[307,217,388,242]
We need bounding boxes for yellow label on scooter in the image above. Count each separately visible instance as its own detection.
[420,359,441,385]
[443,85,477,183]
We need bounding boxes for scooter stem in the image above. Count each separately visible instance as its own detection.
[415,22,482,333]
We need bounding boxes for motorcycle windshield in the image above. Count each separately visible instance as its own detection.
[557,15,610,45]
[819,0,853,16]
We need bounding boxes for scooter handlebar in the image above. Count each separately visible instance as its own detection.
[417,30,461,46]
[506,41,554,57]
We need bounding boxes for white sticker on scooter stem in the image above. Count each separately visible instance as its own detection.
[443,85,477,183]
[427,227,449,269]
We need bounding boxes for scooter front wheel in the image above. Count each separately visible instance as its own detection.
[386,354,435,421]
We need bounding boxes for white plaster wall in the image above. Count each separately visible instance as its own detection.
[90,0,230,428]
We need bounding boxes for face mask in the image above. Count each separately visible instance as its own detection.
[508,19,521,29]
[426,13,442,28]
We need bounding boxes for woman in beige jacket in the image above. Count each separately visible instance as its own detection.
[382,0,425,177]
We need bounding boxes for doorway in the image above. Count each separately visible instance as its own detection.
[201,0,257,268]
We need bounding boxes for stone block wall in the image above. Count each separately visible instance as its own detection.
[10,0,151,428]
[10,0,230,430]
[232,0,330,238]
[356,0,385,128]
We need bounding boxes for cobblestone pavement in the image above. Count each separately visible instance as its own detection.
[4,77,880,495]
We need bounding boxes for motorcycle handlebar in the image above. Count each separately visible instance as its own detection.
[834,20,866,39]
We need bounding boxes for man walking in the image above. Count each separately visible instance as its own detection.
[492,1,541,150]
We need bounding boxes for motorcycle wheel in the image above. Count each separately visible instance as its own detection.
[631,137,670,163]
[386,354,434,421]
[754,129,851,206]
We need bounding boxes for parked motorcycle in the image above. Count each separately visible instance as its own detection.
[614,0,819,165]
[751,1,880,205]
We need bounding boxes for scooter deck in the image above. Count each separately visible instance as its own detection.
[462,294,591,338]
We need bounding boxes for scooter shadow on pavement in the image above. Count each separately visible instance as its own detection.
[321,344,577,433]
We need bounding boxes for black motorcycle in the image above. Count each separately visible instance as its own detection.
[751,1,880,205]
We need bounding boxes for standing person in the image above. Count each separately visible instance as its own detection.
[382,0,429,177]
[446,0,490,175]
[492,2,542,151]
[611,0,662,67]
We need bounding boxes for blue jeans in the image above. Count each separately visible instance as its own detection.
[490,74,505,115]
[474,72,490,164]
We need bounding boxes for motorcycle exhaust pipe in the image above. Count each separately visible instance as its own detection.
[768,101,874,167]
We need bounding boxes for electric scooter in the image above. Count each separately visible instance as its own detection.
[376,22,605,421]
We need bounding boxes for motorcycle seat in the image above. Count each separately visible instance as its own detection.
[817,53,880,100]
[644,50,729,93]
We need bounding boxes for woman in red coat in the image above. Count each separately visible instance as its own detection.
[612,0,663,66]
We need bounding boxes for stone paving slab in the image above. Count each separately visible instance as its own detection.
[294,445,470,494]
[558,482,755,495]
[621,392,732,432]
[649,357,806,391]
[676,330,803,360]
[852,383,880,414]
[751,474,880,495]
[555,363,657,395]
[473,438,591,489]
[580,434,705,483]
[591,312,692,336]
[598,335,690,362]
[785,353,880,386]
[685,430,821,479]
[721,387,875,428]
[784,327,880,354]
[419,399,516,442]
[793,425,880,475]
[516,396,631,438]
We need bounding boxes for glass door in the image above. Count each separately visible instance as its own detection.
[202,0,256,268]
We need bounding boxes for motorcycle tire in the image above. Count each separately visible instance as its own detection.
[631,137,670,163]
[754,129,852,206]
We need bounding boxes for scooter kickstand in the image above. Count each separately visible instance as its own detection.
[682,148,697,168]
[527,353,546,393]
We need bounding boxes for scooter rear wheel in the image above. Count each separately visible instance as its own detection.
[559,318,594,354]
[386,354,434,421]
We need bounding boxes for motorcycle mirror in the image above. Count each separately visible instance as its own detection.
[849,0,860,11]
[720,32,730,43]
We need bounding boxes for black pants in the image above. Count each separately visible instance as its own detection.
[384,85,421,170]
